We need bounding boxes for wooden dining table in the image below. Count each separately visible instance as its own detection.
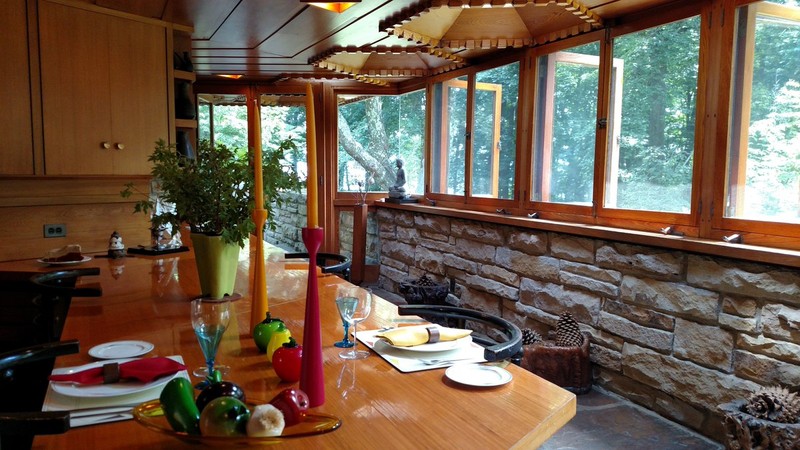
[3,238,575,449]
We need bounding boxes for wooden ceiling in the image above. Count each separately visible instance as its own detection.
[78,0,682,84]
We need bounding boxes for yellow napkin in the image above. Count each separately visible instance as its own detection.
[376,326,472,347]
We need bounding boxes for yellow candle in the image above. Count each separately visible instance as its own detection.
[306,83,319,228]
[253,98,264,209]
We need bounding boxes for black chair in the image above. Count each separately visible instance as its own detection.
[0,269,100,450]
[284,252,351,281]
[0,340,79,450]
[398,304,523,363]
[0,268,101,353]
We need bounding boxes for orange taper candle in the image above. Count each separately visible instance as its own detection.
[305,83,319,228]
[250,98,269,333]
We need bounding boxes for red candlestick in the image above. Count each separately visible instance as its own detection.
[299,226,325,407]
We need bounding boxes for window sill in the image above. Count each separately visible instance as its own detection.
[375,200,800,269]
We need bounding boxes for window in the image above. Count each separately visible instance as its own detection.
[473,63,519,200]
[431,76,468,195]
[606,16,701,213]
[533,43,600,205]
[197,94,249,155]
[726,1,800,223]
[337,89,426,196]
[432,62,520,199]
[259,95,308,182]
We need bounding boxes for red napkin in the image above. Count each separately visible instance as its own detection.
[49,357,186,385]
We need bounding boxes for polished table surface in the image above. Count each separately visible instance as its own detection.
[3,240,575,449]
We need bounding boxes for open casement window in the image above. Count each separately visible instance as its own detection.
[431,62,519,200]
[470,79,503,198]
[431,76,468,195]
[532,43,604,208]
[601,15,701,224]
[723,1,800,234]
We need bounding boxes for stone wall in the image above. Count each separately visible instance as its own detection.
[263,192,381,266]
[375,207,800,442]
[338,209,381,265]
[263,191,305,252]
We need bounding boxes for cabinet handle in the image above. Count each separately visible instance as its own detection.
[101,142,111,149]
[115,143,125,150]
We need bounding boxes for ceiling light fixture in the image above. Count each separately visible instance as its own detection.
[301,1,360,13]
[216,74,243,79]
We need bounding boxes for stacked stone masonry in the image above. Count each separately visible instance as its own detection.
[264,192,381,264]
[375,208,800,443]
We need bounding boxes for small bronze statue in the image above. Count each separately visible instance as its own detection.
[388,158,406,199]
[107,231,126,259]
[386,158,418,203]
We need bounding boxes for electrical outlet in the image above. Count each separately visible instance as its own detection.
[44,223,66,238]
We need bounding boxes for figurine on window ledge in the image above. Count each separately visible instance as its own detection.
[388,158,406,199]
[387,158,418,203]
[107,231,126,259]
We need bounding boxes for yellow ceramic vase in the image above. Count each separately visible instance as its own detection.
[190,233,240,299]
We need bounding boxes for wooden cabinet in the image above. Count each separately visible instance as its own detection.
[1,0,35,174]
[39,0,169,175]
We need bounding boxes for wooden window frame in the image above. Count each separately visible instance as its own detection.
[715,1,800,245]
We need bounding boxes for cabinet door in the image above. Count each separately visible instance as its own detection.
[108,15,168,175]
[1,0,35,174]
[40,1,113,175]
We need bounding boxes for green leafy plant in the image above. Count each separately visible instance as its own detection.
[122,138,301,247]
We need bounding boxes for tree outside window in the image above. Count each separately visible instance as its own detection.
[727,1,800,223]
[606,16,701,213]
[337,90,426,195]
[533,42,600,205]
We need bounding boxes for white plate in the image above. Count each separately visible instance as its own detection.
[51,359,180,398]
[385,335,472,353]
[37,255,92,266]
[445,364,513,387]
[89,341,154,359]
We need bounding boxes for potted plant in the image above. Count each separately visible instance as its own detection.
[122,138,301,298]
[719,385,800,449]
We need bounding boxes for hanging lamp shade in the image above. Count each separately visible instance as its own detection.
[301,1,360,13]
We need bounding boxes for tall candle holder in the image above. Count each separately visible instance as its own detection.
[299,226,325,407]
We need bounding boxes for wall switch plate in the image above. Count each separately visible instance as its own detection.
[44,223,66,238]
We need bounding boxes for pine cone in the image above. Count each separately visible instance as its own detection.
[521,328,542,346]
[555,312,583,347]
[745,386,800,424]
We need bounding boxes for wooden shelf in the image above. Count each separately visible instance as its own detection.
[175,119,197,128]
[174,69,196,82]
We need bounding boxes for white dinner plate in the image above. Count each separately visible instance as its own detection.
[51,359,180,398]
[445,364,513,387]
[89,340,154,359]
[37,255,92,266]
[385,335,472,353]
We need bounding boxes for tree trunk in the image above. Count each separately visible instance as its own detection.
[337,98,396,189]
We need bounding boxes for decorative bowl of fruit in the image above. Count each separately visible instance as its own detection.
[133,376,340,446]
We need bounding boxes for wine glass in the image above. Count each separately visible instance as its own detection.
[335,288,373,360]
[334,300,355,349]
[190,298,231,379]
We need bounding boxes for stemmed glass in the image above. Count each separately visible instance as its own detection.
[334,304,355,349]
[335,288,373,360]
[190,298,231,379]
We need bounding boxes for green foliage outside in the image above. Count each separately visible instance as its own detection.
[337,90,426,194]
[122,139,302,247]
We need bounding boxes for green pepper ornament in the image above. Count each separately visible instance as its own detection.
[160,377,201,435]
[253,312,285,353]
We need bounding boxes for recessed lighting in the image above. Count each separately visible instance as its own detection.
[301,1,360,13]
